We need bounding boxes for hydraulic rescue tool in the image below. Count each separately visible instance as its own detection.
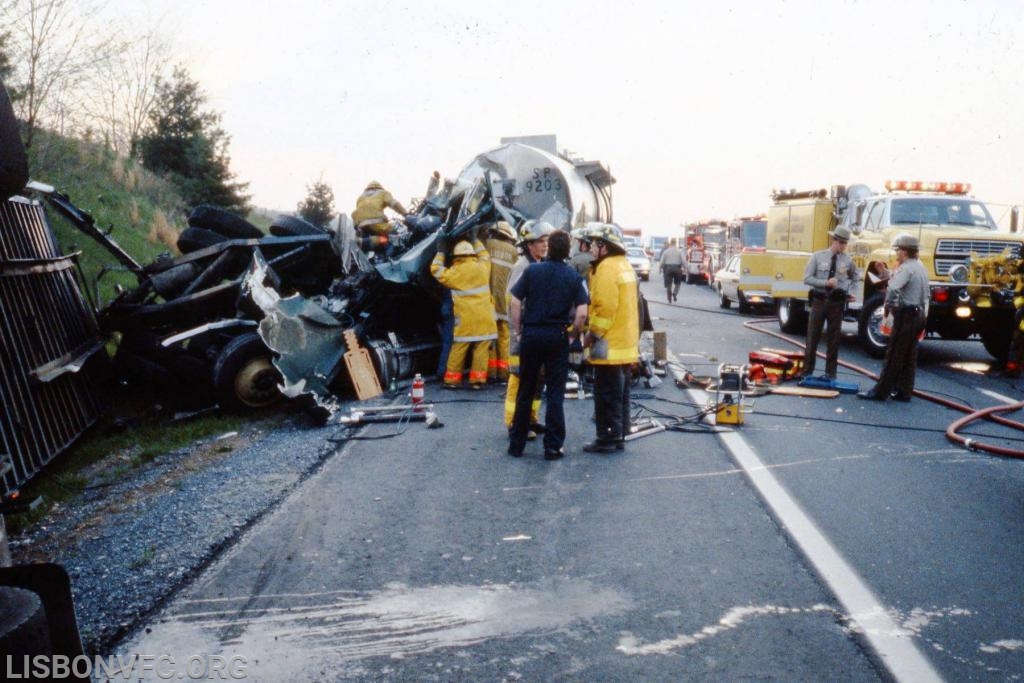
[714,363,748,426]
[338,404,441,428]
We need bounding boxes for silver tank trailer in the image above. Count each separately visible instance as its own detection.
[454,142,614,228]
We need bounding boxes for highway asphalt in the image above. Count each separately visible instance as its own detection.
[116,279,1024,681]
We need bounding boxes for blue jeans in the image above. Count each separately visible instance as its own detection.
[510,327,569,453]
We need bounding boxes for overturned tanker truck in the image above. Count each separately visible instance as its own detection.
[249,141,615,413]
[59,141,614,414]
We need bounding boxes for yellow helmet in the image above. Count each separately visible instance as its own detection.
[490,221,516,241]
[365,180,383,191]
[453,240,475,257]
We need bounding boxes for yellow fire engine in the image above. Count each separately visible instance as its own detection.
[739,181,1024,359]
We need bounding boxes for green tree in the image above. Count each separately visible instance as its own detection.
[136,66,250,215]
[297,176,335,228]
[0,31,14,86]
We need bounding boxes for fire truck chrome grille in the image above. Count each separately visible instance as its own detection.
[934,239,1021,275]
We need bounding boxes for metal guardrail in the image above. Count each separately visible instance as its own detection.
[0,196,109,496]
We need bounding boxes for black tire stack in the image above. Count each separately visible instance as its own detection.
[178,205,264,253]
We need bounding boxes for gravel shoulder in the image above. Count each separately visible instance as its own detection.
[9,411,339,653]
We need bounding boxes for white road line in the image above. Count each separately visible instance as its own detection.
[978,388,1018,404]
[708,404,943,682]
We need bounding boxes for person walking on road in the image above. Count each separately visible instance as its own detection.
[659,238,684,302]
[507,231,589,460]
[583,225,640,453]
[858,233,929,402]
[431,232,497,390]
[801,226,858,380]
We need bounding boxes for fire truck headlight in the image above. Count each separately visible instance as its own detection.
[955,306,972,318]
[948,264,969,283]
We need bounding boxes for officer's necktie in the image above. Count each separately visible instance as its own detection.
[828,253,837,279]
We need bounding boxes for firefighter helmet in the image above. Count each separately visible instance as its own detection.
[591,223,626,253]
[518,220,554,244]
[453,240,475,257]
[570,226,593,244]
[892,233,920,250]
[490,221,516,241]
[365,180,383,191]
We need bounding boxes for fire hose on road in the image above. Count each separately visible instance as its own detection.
[742,317,1024,459]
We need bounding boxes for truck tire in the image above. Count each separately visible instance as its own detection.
[212,332,283,411]
[777,298,807,334]
[269,214,327,237]
[0,586,52,658]
[177,226,228,254]
[977,312,1012,362]
[188,204,263,239]
[857,292,889,358]
[718,283,731,309]
[737,291,752,314]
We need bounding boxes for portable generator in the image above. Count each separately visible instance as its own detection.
[715,363,747,425]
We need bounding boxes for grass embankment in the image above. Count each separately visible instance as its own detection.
[7,132,275,535]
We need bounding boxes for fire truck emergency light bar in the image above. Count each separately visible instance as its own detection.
[771,188,828,201]
[884,180,971,195]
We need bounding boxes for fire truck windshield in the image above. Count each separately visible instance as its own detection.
[890,197,997,229]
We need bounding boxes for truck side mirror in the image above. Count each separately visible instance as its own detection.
[852,203,866,233]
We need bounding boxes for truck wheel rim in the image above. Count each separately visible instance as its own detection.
[234,358,281,407]
[866,303,889,349]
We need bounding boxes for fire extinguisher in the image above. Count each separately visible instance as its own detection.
[411,373,425,411]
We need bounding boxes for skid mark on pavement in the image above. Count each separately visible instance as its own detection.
[126,579,630,675]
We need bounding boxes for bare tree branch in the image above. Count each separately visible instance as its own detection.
[4,0,119,148]
[83,25,170,154]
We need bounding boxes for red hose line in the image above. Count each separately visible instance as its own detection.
[742,318,1024,459]
[945,401,1024,457]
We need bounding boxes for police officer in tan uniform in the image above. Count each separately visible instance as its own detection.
[801,226,858,380]
[858,233,929,402]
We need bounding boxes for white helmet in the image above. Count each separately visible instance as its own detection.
[517,219,554,245]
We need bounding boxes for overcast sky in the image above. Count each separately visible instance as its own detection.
[125,0,1024,234]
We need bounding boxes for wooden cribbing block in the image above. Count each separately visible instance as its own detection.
[343,330,382,400]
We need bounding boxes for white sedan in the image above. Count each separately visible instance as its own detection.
[626,247,651,281]
[715,255,774,313]
[714,255,751,312]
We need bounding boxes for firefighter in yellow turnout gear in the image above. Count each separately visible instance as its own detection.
[503,220,553,431]
[352,180,408,238]
[485,222,519,382]
[583,224,640,453]
[431,234,497,389]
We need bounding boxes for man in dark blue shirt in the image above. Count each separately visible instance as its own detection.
[508,230,589,460]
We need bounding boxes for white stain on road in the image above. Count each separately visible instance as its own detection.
[617,604,836,655]
[121,579,630,679]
